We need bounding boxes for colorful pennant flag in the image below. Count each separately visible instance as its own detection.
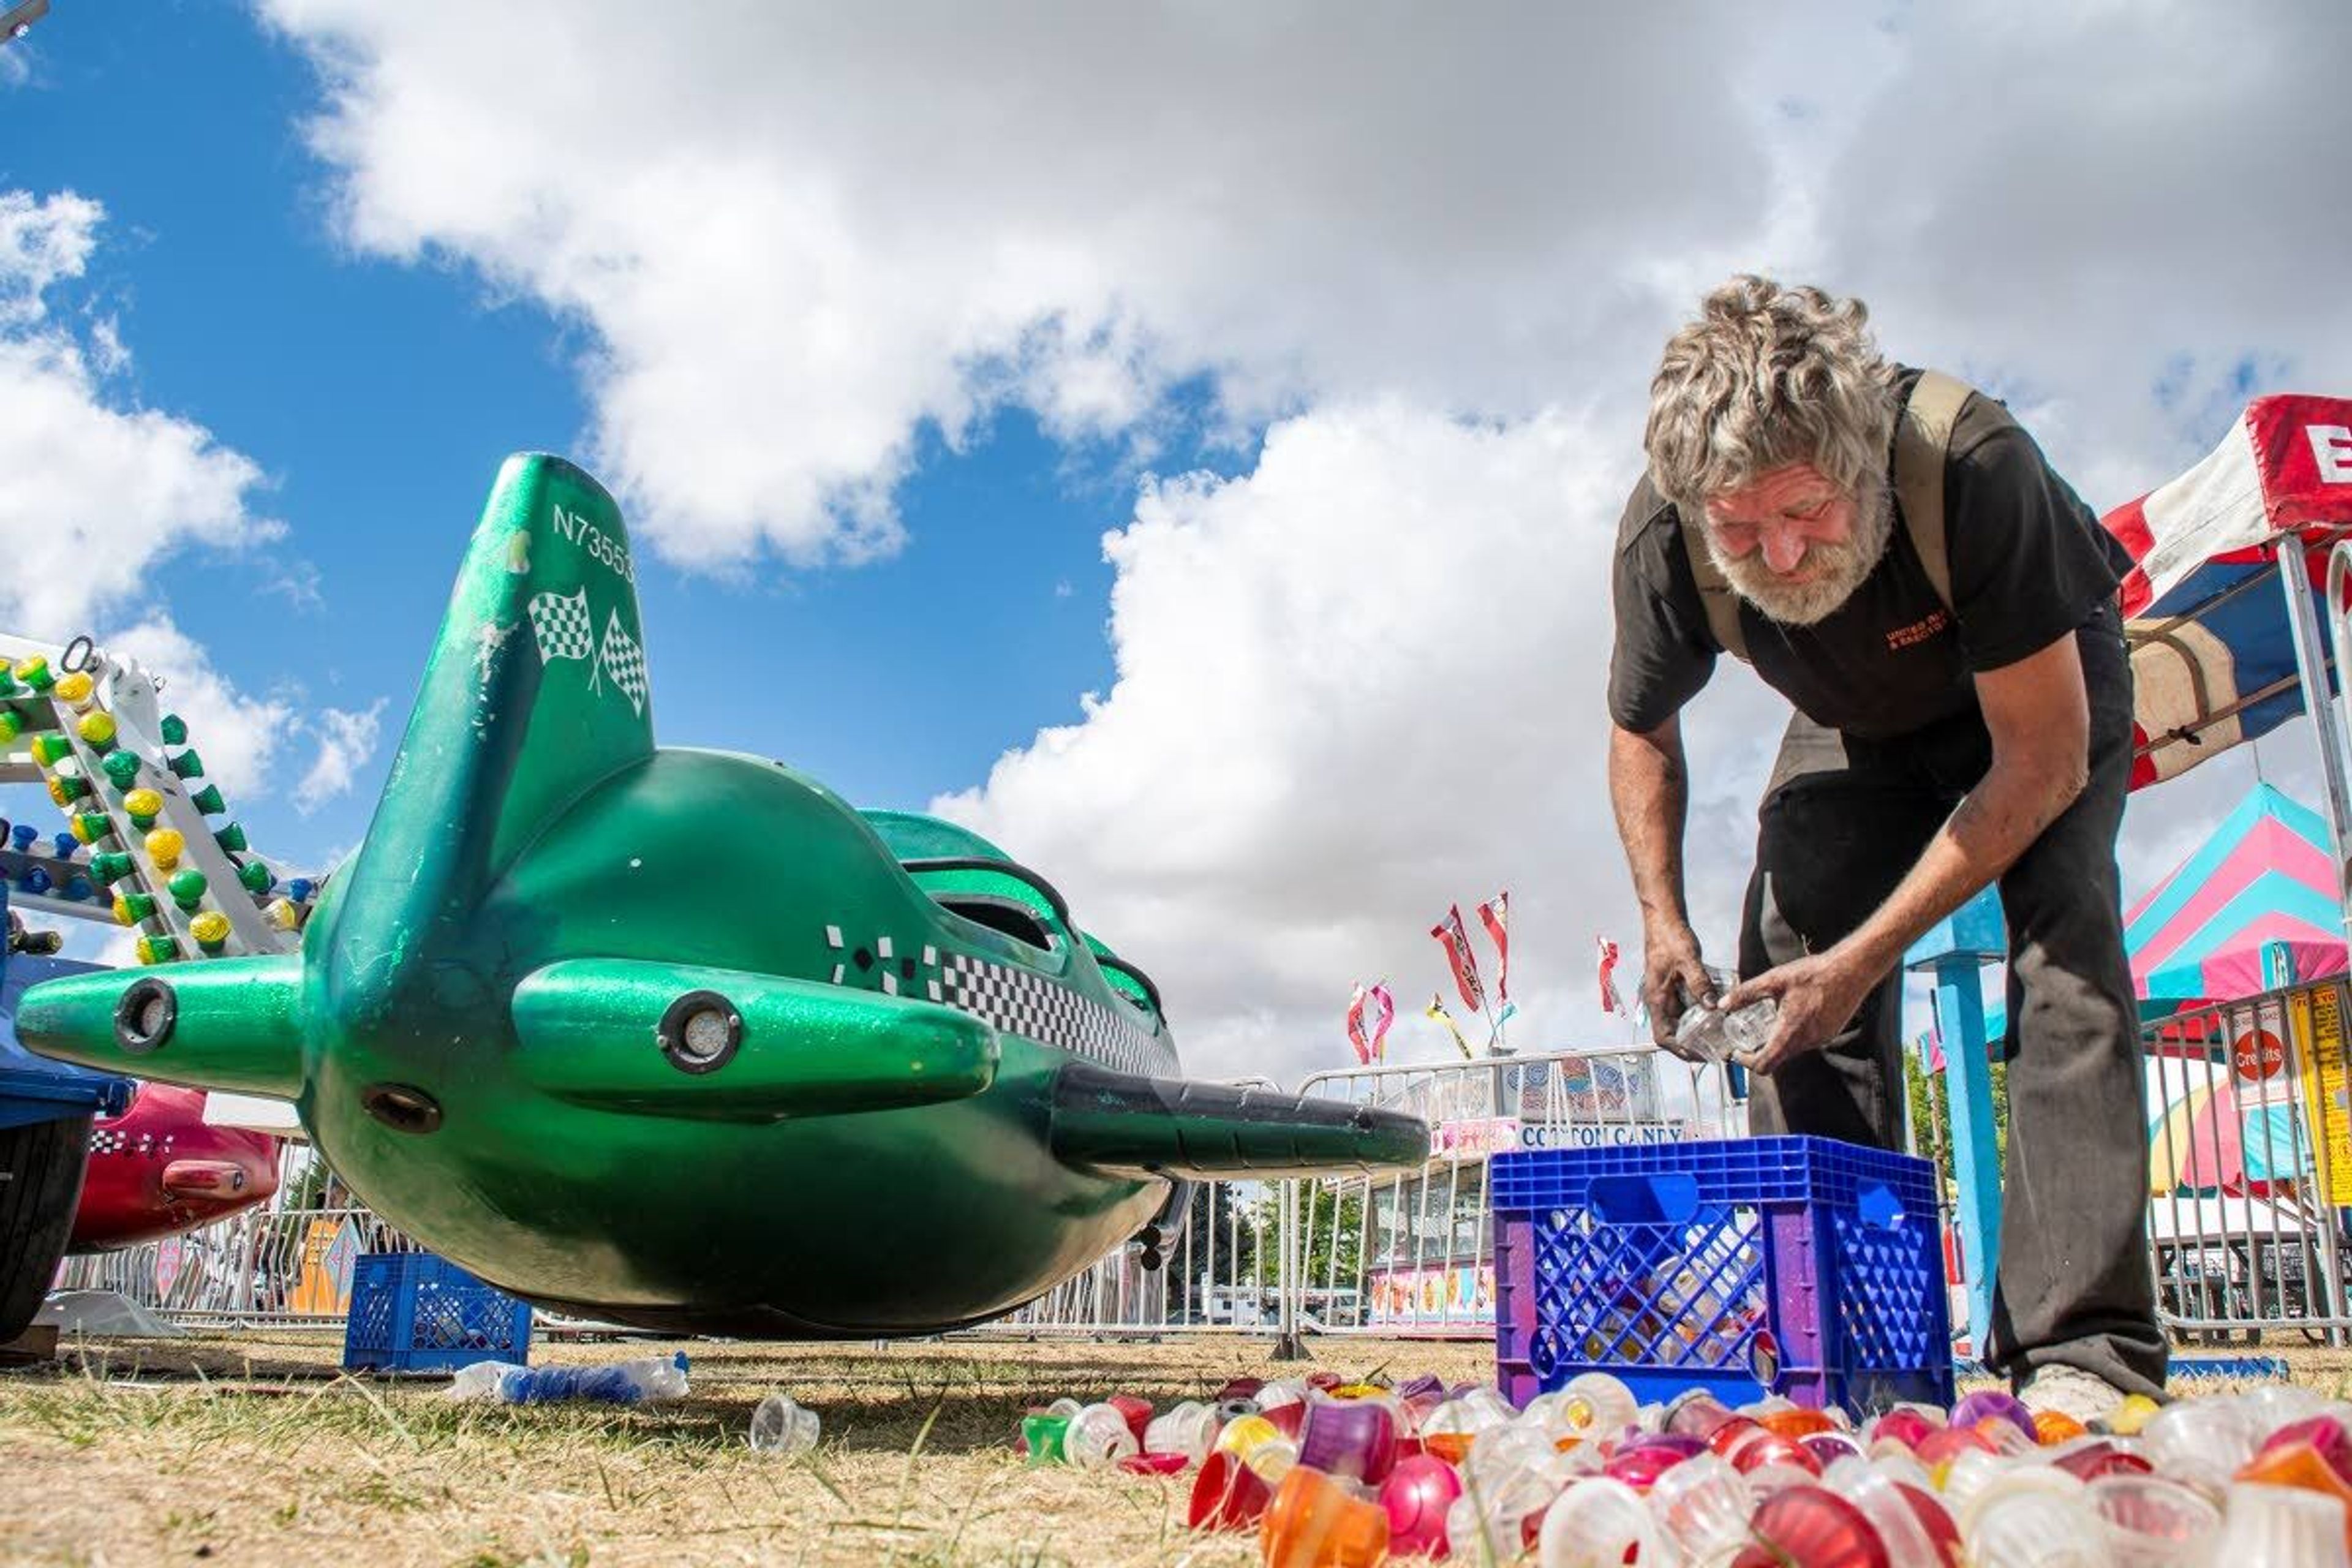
[1476,891,1510,1004]
[1596,935,1623,1016]
[1345,983,1373,1065]
[1424,992,1474,1060]
[1431,904,1488,1015]
[1368,982,1396,1061]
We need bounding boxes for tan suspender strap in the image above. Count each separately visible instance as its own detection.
[1894,369,1972,614]
[1678,511,1749,661]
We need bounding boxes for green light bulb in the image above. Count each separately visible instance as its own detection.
[102,750,141,790]
[30,734,70,766]
[167,867,208,910]
[116,891,158,923]
[89,852,136,886]
[189,784,227,816]
[159,713,187,746]
[136,934,178,965]
[238,859,274,895]
[168,749,204,780]
[17,656,53,692]
[213,823,249,853]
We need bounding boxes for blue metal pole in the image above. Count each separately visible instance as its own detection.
[1934,957,2002,1354]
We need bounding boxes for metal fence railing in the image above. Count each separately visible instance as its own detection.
[53,1144,421,1328]
[1284,1050,1743,1340]
[2143,977,2352,1346]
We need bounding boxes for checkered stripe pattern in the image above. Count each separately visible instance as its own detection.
[598,608,649,715]
[527,589,594,663]
[937,952,1168,1076]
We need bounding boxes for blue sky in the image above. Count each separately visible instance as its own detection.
[1,6,1230,863]
[0,2,2341,1078]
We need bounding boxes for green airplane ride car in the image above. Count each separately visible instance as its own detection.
[18,454,1426,1336]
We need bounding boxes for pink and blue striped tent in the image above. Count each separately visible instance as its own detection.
[1921,783,2343,1061]
[2145,780,2342,1001]
[2128,783,2347,1003]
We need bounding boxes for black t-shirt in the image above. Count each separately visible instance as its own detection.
[1606,369,2132,741]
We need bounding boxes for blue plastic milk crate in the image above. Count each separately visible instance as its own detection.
[1490,1136,1953,1417]
[342,1252,534,1374]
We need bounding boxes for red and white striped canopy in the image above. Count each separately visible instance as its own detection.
[2103,397,2352,788]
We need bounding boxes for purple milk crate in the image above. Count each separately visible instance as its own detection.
[1491,1136,1954,1417]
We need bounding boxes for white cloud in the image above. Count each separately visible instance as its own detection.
[257,4,2352,1078]
[262,1,1783,569]
[99,618,296,806]
[0,191,282,638]
[294,699,385,815]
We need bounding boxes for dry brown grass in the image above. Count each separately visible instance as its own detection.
[0,1332,1498,1567]
[7,1332,2351,1567]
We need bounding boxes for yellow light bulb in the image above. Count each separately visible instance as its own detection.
[145,827,186,870]
[124,788,163,818]
[54,670,94,708]
[190,911,231,951]
[77,711,116,748]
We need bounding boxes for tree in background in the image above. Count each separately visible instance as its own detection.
[1904,1045,2010,1193]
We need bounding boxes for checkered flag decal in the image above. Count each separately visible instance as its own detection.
[598,608,649,716]
[527,589,594,663]
[938,952,1164,1077]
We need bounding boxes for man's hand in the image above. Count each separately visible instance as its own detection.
[1720,948,1880,1074]
[1642,922,1716,1057]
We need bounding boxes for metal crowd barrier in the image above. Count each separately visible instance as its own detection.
[52,1144,423,1329]
[986,1049,1739,1343]
[2143,977,2352,1346]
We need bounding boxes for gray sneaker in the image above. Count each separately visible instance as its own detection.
[2016,1363,2129,1428]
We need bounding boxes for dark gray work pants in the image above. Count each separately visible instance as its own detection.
[1738,605,2167,1396]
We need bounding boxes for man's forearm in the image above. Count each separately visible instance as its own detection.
[1608,721,1692,932]
[1837,756,2081,980]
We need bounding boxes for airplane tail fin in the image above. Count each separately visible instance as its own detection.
[325,455,656,964]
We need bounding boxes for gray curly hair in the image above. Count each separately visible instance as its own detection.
[1644,276,1898,515]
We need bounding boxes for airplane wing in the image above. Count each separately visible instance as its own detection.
[1047,1061,1427,1180]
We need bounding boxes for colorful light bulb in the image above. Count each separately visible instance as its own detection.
[71,813,111,845]
[135,934,178,965]
[167,749,205,780]
[0,711,21,744]
[63,875,94,902]
[46,777,78,807]
[30,733,71,766]
[17,867,50,895]
[76,710,116,750]
[102,750,141,790]
[190,910,231,954]
[167,867,208,910]
[113,891,157,925]
[262,896,301,932]
[158,713,187,745]
[53,670,93,708]
[17,655,53,691]
[89,851,135,885]
[238,859,274,895]
[189,784,227,815]
[123,787,163,829]
[213,823,248,853]
[145,827,186,870]
[0,666,19,697]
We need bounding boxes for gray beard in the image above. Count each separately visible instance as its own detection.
[1707,480,1896,628]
